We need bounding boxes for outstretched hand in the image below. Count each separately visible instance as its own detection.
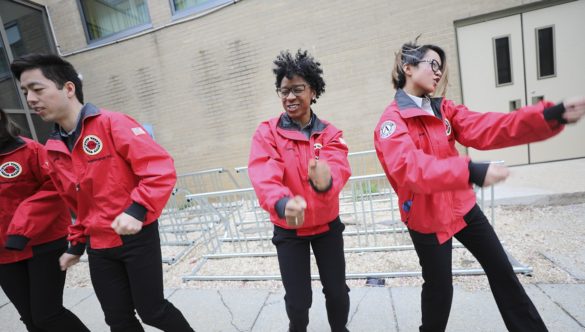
[563,96,585,123]
[483,163,510,187]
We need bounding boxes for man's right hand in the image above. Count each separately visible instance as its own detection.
[483,163,510,187]
[285,195,307,228]
[59,252,81,271]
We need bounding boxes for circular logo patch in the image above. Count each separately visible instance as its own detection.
[444,119,452,136]
[380,121,396,139]
[0,161,22,179]
[83,135,103,156]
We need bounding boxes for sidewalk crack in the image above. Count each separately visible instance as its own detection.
[535,284,585,330]
[218,290,245,332]
[389,288,400,332]
[347,288,369,325]
[249,290,273,331]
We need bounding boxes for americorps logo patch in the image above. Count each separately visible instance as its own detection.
[380,121,396,139]
[444,119,452,136]
[0,161,22,179]
[83,135,103,155]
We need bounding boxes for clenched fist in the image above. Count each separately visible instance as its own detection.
[285,195,307,228]
[308,158,332,191]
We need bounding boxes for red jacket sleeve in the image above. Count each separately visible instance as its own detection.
[248,122,293,217]
[110,114,177,219]
[7,143,69,245]
[313,129,351,200]
[375,111,471,194]
[447,100,564,150]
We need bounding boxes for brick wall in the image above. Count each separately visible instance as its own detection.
[40,0,542,175]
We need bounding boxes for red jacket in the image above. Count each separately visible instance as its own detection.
[374,90,564,243]
[0,137,70,264]
[249,113,351,236]
[43,104,176,250]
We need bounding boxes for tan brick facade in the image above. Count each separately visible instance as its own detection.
[37,0,543,174]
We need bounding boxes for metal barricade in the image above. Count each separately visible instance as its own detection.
[180,159,530,280]
[347,149,383,176]
[157,168,242,264]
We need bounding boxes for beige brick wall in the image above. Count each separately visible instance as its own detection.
[37,0,543,175]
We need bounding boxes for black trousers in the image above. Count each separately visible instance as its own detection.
[87,221,194,332]
[0,244,89,332]
[272,217,350,332]
[409,204,547,332]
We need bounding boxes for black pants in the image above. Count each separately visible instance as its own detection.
[0,244,89,332]
[87,221,193,332]
[409,204,547,332]
[272,217,350,332]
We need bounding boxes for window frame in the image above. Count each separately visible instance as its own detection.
[492,34,514,87]
[535,25,556,80]
[76,0,153,46]
[169,0,232,20]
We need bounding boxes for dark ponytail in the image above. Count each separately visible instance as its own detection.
[0,108,21,144]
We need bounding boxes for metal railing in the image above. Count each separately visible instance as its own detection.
[157,168,242,264]
[175,152,530,279]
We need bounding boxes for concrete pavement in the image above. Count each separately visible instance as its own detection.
[1,284,584,331]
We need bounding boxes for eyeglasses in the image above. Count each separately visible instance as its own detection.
[418,59,442,74]
[276,84,307,98]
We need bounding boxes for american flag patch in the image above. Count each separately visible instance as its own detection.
[131,127,146,136]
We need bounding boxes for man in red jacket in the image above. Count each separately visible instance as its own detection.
[11,55,193,332]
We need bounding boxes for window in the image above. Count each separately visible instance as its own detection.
[536,26,555,79]
[493,36,512,86]
[0,0,56,141]
[171,0,232,18]
[79,0,150,42]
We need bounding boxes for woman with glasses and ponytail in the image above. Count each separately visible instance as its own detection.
[0,108,89,332]
[374,39,585,332]
[248,50,351,332]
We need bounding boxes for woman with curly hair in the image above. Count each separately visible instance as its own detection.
[248,50,351,332]
[374,39,585,332]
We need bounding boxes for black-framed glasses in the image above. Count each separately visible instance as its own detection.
[276,84,306,98]
[418,59,442,74]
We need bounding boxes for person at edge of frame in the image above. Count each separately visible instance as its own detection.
[374,37,585,332]
[0,107,89,332]
[248,49,352,332]
[10,54,195,332]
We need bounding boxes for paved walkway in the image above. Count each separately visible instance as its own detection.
[1,284,584,331]
[1,158,584,331]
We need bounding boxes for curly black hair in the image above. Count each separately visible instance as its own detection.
[273,50,325,104]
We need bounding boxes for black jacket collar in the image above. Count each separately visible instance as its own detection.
[49,103,101,140]
[278,111,327,133]
[0,136,25,155]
